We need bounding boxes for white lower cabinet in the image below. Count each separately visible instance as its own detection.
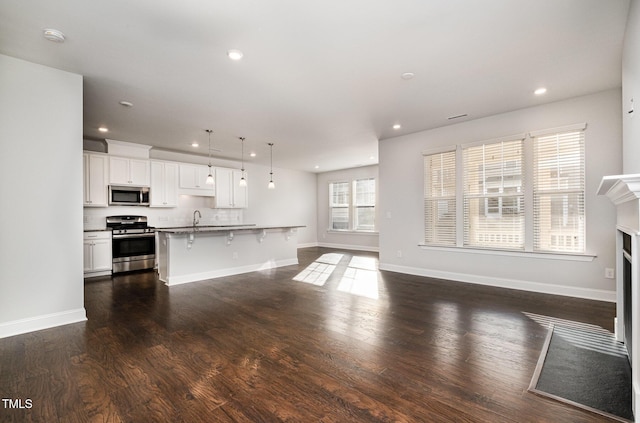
[84,231,112,277]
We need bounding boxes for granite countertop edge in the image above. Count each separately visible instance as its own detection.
[156,224,305,234]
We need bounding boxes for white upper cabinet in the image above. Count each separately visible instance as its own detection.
[179,164,215,196]
[215,167,248,208]
[150,161,178,207]
[83,153,109,207]
[109,156,150,186]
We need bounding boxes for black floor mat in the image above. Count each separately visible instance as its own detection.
[530,324,633,422]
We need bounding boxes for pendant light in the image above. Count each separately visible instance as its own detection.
[205,129,214,185]
[239,137,247,187]
[267,142,275,189]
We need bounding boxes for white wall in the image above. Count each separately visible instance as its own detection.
[0,55,85,337]
[623,0,640,173]
[83,147,318,247]
[316,165,379,251]
[379,89,622,301]
[241,162,318,247]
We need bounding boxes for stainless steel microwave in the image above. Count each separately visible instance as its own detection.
[109,186,150,206]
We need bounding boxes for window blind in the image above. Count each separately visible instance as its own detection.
[533,130,585,253]
[354,178,376,231]
[463,139,524,250]
[329,181,350,230]
[424,151,456,246]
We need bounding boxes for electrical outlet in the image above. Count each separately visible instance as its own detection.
[605,268,615,279]
[232,252,239,260]
[396,250,403,258]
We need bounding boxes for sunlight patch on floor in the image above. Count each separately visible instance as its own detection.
[336,256,380,299]
[293,254,343,286]
[523,312,625,358]
[293,262,336,286]
[316,253,344,265]
[347,256,378,271]
[293,254,380,298]
[337,267,379,299]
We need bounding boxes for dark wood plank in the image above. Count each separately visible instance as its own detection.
[0,247,618,422]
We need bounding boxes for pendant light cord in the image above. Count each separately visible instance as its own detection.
[268,142,275,189]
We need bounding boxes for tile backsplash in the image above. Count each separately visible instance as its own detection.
[83,195,243,230]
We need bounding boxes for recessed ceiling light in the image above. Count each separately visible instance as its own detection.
[534,87,547,95]
[43,29,65,43]
[98,126,108,133]
[227,49,243,60]
[401,72,415,80]
[119,100,133,107]
[369,156,375,160]
[314,165,320,169]
[393,124,401,130]
[191,141,199,147]
[250,152,256,158]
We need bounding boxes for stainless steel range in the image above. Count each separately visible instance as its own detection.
[106,215,155,273]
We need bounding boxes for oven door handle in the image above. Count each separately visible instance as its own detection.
[112,232,156,239]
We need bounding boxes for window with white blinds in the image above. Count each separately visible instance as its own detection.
[463,139,524,250]
[533,129,585,253]
[329,178,376,232]
[354,178,376,231]
[423,151,456,246]
[422,124,586,256]
[329,181,350,230]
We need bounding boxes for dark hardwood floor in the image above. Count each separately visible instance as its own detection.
[0,247,618,422]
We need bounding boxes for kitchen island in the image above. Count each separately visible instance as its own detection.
[156,225,303,286]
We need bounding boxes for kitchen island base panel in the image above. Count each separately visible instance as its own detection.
[161,258,299,286]
[157,227,300,286]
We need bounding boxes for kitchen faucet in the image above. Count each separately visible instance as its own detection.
[193,210,202,228]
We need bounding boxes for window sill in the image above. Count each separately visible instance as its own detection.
[327,230,379,236]
[417,244,595,262]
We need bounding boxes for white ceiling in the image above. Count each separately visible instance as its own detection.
[0,0,630,172]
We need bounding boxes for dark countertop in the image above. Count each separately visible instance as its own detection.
[155,224,304,234]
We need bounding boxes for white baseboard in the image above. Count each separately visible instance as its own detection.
[317,242,379,252]
[297,242,319,249]
[165,258,299,286]
[0,308,87,339]
[378,262,616,302]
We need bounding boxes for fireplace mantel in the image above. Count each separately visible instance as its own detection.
[598,174,640,235]
[598,174,640,205]
[598,174,640,416]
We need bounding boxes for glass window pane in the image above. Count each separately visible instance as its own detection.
[354,206,375,231]
[464,196,524,250]
[424,151,456,246]
[354,178,375,206]
[330,182,350,206]
[463,139,524,250]
[533,130,585,253]
[330,207,349,230]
